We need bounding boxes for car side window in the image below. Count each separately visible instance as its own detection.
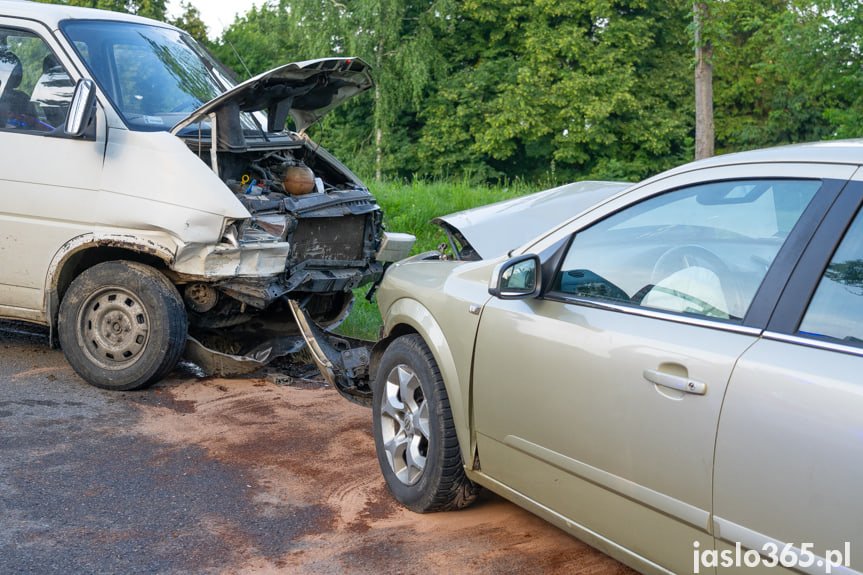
[0,28,74,133]
[798,209,863,344]
[552,179,821,321]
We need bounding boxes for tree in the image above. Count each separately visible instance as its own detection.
[764,0,863,140]
[419,0,694,182]
[703,0,834,153]
[213,3,302,80]
[281,0,455,180]
[693,1,714,159]
[169,1,208,44]
[35,0,168,20]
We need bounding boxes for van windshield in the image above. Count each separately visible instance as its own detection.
[61,20,250,134]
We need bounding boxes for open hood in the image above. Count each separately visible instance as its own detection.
[433,180,630,260]
[171,57,374,135]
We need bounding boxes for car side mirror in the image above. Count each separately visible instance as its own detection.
[489,254,541,299]
[64,78,97,138]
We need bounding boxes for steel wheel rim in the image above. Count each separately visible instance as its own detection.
[380,364,430,486]
[78,286,150,370]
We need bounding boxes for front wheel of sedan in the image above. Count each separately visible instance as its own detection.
[373,334,480,513]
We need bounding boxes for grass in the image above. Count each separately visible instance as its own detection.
[336,178,544,339]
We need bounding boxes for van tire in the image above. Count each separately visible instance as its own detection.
[58,261,187,390]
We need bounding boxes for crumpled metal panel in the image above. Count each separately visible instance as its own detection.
[184,334,305,377]
[173,241,291,278]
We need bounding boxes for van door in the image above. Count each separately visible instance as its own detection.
[0,21,106,321]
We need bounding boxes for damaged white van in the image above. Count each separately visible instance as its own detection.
[0,1,413,391]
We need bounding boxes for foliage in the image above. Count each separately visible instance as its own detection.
[211,3,298,80]
[337,177,544,338]
[419,0,693,182]
[764,0,863,140]
[34,0,168,19]
[168,1,208,44]
[34,0,863,184]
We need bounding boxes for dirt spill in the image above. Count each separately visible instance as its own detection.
[136,376,635,574]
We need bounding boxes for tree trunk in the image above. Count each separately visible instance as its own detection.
[375,48,383,182]
[694,2,714,160]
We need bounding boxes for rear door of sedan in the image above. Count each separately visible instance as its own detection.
[713,179,863,574]
[471,164,856,574]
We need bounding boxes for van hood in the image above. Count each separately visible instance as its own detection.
[171,57,374,135]
[433,180,631,260]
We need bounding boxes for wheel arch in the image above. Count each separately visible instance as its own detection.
[46,234,177,330]
[378,297,475,466]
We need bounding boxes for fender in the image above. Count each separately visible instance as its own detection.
[383,297,475,465]
[44,232,178,325]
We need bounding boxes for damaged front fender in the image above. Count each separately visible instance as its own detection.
[173,241,291,278]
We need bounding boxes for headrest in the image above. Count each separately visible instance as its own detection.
[43,53,60,74]
[0,51,23,90]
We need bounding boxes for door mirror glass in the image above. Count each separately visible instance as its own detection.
[489,255,541,299]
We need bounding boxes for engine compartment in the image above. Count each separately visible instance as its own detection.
[176,137,383,375]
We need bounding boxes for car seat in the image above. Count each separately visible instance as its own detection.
[30,53,74,127]
[0,50,38,127]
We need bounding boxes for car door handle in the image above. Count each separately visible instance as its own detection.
[643,369,707,395]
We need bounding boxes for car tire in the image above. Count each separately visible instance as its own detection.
[373,333,480,513]
[58,260,187,390]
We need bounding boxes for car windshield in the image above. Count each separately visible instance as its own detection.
[60,20,256,135]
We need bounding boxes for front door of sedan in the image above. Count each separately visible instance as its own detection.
[471,175,837,574]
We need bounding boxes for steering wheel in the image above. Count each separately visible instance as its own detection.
[648,244,743,319]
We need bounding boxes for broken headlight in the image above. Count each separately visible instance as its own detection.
[243,214,291,241]
[221,216,289,245]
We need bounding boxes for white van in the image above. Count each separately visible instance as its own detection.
[0,1,413,392]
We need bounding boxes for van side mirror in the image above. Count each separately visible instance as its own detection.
[64,78,96,138]
[489,254,541,299]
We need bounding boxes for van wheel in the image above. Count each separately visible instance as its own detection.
[373,334,481,512]
[58,261,187,390]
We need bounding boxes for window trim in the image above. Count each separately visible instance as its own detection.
[543,291,764,336]
[763,330,863,358]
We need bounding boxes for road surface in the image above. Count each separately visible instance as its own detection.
[0,321,634,574]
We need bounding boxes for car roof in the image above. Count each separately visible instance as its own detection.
[0,0,176,31]
[643,139,863,186]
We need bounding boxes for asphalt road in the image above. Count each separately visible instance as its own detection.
[0,321,633,575]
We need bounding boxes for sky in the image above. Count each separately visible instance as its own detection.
[167,0,263,39]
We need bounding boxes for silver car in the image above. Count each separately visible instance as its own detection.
[323,142,863,574]
[0,2,413,390]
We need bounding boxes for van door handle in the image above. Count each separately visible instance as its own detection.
[643,369,707,395]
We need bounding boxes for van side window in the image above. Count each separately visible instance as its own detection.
[0,28,74,132]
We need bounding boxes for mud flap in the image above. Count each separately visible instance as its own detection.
[287,299,373,407]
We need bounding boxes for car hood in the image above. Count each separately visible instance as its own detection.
[433,180,630,260]
[171,57,374,135]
